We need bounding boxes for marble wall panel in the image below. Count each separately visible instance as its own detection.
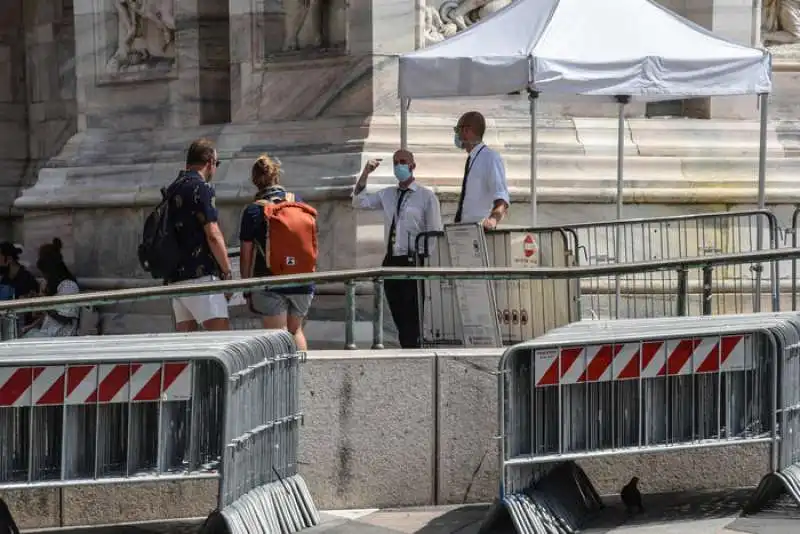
[230,0,415,121]
[72,0,231,130]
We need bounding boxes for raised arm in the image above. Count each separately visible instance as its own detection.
[352,159,384,210]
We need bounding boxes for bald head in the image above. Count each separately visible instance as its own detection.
[393,149,415,165]
[456,111,486,145]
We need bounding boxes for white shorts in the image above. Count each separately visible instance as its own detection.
[170,275,229,324]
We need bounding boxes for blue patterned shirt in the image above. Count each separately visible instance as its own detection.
[167,171,221,283]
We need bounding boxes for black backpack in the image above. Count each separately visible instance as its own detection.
[138,174,185,280]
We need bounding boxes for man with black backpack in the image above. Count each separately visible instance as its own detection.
[140,138,233,331]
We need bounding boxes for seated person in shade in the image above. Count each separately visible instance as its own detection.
[0,242,39,331]
[22,238,80,338]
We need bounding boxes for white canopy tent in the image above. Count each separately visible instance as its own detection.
[398,0,773,226]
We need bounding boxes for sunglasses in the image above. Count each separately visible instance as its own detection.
[214,160,221,168]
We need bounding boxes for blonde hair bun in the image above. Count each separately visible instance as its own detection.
[251,154,282,190]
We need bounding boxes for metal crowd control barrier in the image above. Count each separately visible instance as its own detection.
[564,209,779,320]
[790,206,800,312]
[416,210,778,348]
[0,331,319,534]
[490,312,800,532]
[415,228,579,347]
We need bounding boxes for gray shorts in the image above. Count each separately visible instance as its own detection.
[250,291,313,318]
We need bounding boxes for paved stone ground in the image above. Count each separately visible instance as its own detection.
[26,490,800,534]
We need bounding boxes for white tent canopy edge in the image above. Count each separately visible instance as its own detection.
[397,0,773,227]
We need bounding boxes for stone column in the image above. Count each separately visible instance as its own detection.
[0,0,29,239]
[0,0,78,250]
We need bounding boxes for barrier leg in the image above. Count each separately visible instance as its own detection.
[372,279,384,350]
[344,280,357,350]
[0,314,17,341]
[676,267,688,317]
[702,265,713,316]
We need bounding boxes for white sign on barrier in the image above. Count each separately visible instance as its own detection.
[228,256,247,307]
[445,223,502,347]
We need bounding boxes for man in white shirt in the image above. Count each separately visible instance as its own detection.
[353,149,443,348]
[453,111,511,228]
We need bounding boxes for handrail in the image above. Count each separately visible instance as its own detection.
[0,248,798,315]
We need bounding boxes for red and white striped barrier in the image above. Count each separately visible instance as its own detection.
[534,335,749,387]
[0,362,192,407]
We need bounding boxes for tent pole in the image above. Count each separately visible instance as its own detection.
[757,92,768,211]
[756,92,770,313]
[615,96,629,221]
[614,96,629,319]
[400,97,410,150]
[528,89,539,226]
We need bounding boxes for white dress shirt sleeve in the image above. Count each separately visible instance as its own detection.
[351,184,383,210]
[489,152,511,206]
[426,191,444,233]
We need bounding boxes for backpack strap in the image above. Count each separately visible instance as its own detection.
[254,199,272,271]
[285,192,295,203]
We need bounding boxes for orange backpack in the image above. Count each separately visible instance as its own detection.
[256,193,318,275]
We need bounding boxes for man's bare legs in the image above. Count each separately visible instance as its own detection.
[202,317,231,331]
[175,320,198,332]
[176,317,230,332]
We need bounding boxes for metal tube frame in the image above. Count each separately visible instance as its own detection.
[528,89,539,226]
[372,279,385,349]
[614,96,630,319]
[702,265,713,316]
[400,98,410,150]
[0,248,797,315]
[754,93,770,313]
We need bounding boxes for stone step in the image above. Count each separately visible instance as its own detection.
[362,152,800,183]
[366,115,790,157]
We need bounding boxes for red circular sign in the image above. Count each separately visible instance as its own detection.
[523,235,537,258]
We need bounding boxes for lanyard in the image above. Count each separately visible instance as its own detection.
[466,145,487,179]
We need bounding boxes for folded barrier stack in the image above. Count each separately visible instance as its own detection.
[487,312,800,533]
[0,330,318,534]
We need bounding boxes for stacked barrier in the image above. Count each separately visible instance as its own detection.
[489,312,800,532]
[564,210,779,319]
[415,228,578,346]
[416,210,779,348]
[0,331,318,534]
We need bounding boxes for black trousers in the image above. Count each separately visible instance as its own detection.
[382,255,421,348]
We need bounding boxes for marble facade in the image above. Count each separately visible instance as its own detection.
[0,0,799,338]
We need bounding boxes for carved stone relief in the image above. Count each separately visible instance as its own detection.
[280,0,347,53]
[423,0,513,46]
[762,0,800,60]
[106,0,176,73]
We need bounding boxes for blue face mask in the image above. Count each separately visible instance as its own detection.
[453,134,464,149]
[394,164,412,181]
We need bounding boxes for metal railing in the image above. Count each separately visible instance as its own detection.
[0,248,798,348]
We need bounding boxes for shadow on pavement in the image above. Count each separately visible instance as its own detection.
[414,504,502,534]
[583,488,753,533]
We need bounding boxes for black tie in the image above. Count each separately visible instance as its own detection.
[453,156,471,223]
[387,188,410,257]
